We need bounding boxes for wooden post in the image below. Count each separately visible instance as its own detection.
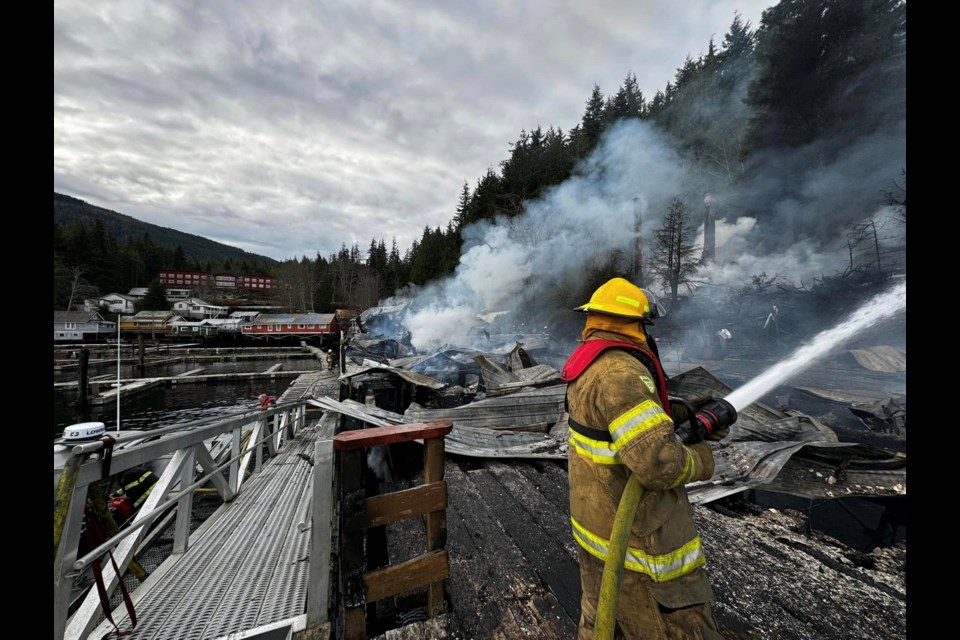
[340,447,366,640]
[331,422,452,636]
[138,335,146,369]
[424,438,447,617]
[77,347,89,409]
[306,438,334,627]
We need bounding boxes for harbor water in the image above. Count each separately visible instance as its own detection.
[53,356,319,437]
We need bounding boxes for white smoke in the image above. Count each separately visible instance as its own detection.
[389,117,903,352]
[400,119,694,351]
[696,217,848,289]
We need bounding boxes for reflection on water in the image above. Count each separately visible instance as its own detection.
[53,356,318,383]
[53,357,315,438]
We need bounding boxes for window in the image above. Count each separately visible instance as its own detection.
[64,323,76,330]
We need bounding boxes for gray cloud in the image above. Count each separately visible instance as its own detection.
[54,0,770,261]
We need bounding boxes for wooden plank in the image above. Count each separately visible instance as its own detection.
[513,460,574,513]
[477,462,581,623]
[424,438,447,617]
[174,367,207,378]
[442,461,572,639]
[307,439,334,626]
[363,550,449,603]
[333,421,452,450]
[346,482,447,532]
[340,449,366,608]
[344,607,365,640]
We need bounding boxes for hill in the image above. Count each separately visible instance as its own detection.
[53,192,277,266]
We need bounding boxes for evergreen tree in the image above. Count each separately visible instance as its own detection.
[137,280,172,312]
[581,84,607,147]
[453,182,471,230]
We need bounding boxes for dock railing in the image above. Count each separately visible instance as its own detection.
[331,420,453,640]
[53,400,310,640]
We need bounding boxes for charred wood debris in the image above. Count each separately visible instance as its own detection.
[316,306,905,640]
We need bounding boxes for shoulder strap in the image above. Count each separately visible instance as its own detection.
[560,340,644,382]
[562,339,672,431]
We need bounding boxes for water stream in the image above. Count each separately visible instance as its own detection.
[724,280,906,413]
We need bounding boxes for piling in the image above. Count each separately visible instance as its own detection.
[77,347,89,409]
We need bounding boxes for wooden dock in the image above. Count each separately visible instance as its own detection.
[58,369,326,406]
[56,369,906,640]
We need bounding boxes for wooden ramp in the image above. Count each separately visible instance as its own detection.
[279,370,340,404]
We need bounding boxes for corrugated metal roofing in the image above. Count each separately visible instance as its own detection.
[842,345,906,373]
[404,385,566,431]
[247,313,336,324]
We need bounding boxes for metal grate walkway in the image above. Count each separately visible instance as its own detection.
[96,426,319,640]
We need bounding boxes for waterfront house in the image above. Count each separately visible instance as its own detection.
[53,310,117,343]
[170,319,220,339]
[98,293,137,314]
[172,298,229,320]
[127,287,149,300]
[120,311,186,335]
[240,312,341,343]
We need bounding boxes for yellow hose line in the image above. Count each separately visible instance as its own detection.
[594,474,644,640]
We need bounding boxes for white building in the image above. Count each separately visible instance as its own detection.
[172,298,229,320]
[98,293,137,314]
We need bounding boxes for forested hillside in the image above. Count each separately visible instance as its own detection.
[54,193,276,309]
[54,193,276,265]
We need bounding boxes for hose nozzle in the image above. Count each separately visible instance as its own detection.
[675,397,738,444]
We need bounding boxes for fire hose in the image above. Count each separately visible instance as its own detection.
[593,397,738,640]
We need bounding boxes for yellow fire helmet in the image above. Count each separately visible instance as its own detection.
[575,277,665,321]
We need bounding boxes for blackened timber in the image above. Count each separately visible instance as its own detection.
[443,461,576,639]
[340,448,367,640]
[468,463,581,628]
[513,460,573,514]
[345,482,447,532]
[489,462,580,560]
[443,461,532,637]
[423,438,447,617]
[363,550,449,603]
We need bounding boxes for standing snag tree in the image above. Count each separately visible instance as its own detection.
[649,197,702,304]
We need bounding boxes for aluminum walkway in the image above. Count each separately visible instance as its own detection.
[90,426,320,640]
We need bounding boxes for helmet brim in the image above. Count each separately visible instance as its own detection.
[573,304,649,320]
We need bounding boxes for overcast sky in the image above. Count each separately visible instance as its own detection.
[54,0,772,263]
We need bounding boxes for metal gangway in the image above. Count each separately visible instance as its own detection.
[54,399,331,640]
[54,387,454,640]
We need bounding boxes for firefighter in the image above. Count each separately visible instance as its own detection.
[561,278,728,639]
[108,466,159,525]
[258,393,276,411]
